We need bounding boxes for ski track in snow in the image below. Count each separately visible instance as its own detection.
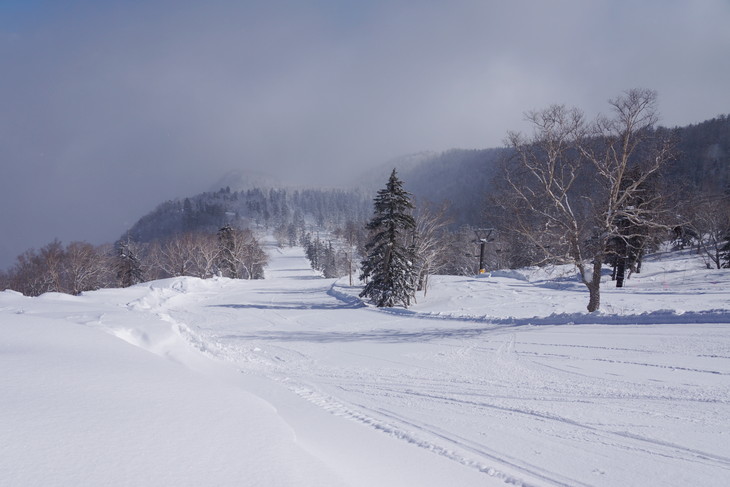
[123,243,728,487]
[285,382,559,487]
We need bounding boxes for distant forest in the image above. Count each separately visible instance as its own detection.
[124,187,373,243]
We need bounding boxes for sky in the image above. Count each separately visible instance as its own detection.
[1,0,729,269]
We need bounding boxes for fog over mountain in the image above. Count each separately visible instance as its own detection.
[2,0,730,268]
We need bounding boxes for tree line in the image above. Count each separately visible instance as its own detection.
[297,202,491,294]
[0,226,267,296]
[126,186,372,244]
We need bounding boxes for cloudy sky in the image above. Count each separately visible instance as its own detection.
[1,0,729,268]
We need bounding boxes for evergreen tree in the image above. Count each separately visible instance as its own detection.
[116,239,144,288]
[322,241,338,278]
[360,169,417,308]
[217,225,237,277]
[304,234,321,271]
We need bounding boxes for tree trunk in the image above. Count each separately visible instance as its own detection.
[586,258,603,312]
[616,257,625,288]
[635,249,644,274]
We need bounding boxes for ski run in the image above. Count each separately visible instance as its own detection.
[2,239,729,486]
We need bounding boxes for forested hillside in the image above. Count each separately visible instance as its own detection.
[667,114,730,193]
[125,187,372,243]
[397,148,508,226]
[385,115,730,229]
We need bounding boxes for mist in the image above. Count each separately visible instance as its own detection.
[1,0,729,268]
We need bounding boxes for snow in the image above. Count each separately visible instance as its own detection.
[1,244,729,486]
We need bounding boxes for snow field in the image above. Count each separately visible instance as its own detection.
[1,244,729,486]
[0,313,350,486]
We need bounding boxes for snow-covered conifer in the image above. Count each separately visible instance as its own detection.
[359,169,417,307]
[116,239,144,288]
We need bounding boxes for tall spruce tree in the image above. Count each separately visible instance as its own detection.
[116,239,144,288]
[217,225,237,277]
[360,169,417,307]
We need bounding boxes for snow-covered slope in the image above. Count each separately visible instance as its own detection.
[1,245,729,486]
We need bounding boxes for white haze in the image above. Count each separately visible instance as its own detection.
[1,0,730,268]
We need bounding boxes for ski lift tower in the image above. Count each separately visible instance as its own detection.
[474,228,496,274]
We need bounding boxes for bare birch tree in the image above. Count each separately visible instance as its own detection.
[6,240,109,295]
[190,233,221,278]
[65,241,109,294]
[148,232,221,279]
[686,195,730,269]
[505,89,674,312]
[8,248,49,296]
[412,202,451,296]
[218,226,268,279]
[332,220,365,285]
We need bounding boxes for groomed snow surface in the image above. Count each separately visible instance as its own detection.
[2,242,729,486]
